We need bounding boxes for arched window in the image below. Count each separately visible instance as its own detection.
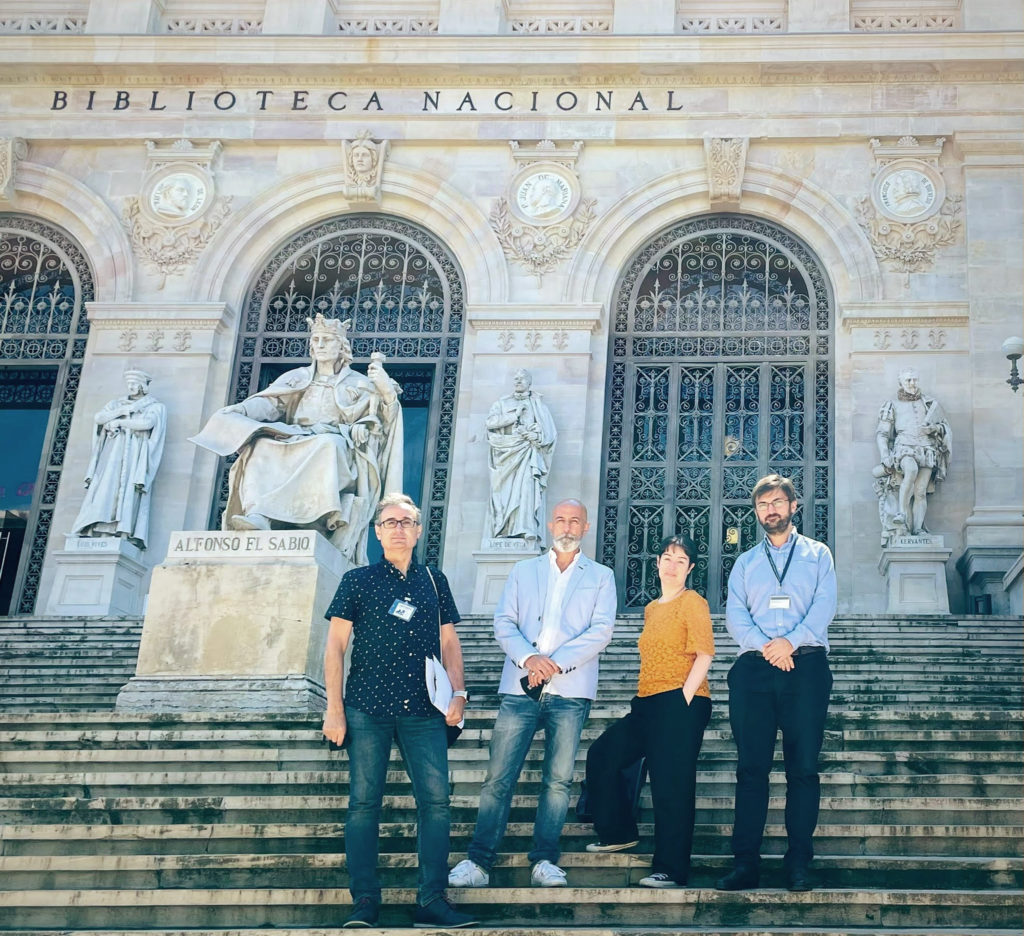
[0,216,93,613]
[216,214,464,566]
[600,214,834,611]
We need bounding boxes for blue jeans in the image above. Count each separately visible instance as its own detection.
[468,693,591,870]
[345,707,450,906]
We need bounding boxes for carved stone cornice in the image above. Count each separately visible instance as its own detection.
[840,301,969,331]
[468,304,602,332]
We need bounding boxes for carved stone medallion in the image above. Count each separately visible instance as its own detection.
[510,165,579,225]
[144,167,211,225]
[873,160,944,223]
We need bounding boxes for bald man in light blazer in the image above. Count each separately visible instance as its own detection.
[449,499,617,889]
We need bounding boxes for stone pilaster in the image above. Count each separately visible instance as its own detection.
[447,304,602,611]
[957,133,1024,607]
[613,0,676,34]
[85,0,165,33]
[788,0,849,32]
[261,0,340,34]
[438,0,507,34]
[37,302,236,614]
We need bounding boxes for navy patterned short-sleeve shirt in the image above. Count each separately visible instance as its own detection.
[325,558,461,717]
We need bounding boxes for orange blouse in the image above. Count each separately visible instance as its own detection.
[637,589,715,699]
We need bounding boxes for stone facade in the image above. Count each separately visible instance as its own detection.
[0,0,1021,620]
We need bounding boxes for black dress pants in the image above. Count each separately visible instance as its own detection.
[585,689,711,884]
[726,650,833,872]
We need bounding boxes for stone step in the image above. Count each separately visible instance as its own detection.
[1,766,1022,806]
[1,928,1021,936]
[2,793,1017,828]
[0,708,1017,729]
[0,852,1019,892]
[0,753,1017,796]
[0,885,1018,929]
[2,820,1019,858]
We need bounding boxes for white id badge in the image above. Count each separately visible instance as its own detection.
[389,599,416,621]
[768,594,791,611]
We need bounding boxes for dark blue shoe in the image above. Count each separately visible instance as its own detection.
[414,896,479,928]
[344,896,379,928]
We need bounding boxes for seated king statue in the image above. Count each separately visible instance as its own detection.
[191,314,403,566]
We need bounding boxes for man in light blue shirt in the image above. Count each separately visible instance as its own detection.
[717,474,837,894]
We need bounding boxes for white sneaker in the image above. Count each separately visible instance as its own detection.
[448,858,489,887]
[638,872,682,888]
[531,859,568,887]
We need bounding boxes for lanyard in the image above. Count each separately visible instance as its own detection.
[763,535,797,587]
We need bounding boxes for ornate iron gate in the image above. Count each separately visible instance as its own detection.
[600,215,833,611]
[0,216,92,613]
[216,214,464,567]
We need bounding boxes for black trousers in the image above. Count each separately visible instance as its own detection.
[726,650,833,872]
[585,689,711,884]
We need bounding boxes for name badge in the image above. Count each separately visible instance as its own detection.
[768,594,791,611]
[389,599,416,621]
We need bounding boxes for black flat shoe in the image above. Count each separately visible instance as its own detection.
[715,867,760,891]
[787,868,814,892]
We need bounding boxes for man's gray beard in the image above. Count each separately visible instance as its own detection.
[897,388,921,402]
[553,534,582,553]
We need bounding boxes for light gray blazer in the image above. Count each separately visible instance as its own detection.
[493,552,617,700]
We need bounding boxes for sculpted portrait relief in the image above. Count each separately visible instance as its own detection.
[190,314,404,567]
[873,161,944,223]
[148,170,208,222]
[511,167,578,225]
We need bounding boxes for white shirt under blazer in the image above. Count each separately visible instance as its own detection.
[492,551,617,700]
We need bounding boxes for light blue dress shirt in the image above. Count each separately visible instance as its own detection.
[724,530,837,655]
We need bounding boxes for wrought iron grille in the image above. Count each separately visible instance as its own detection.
[0,215,93,614]
[601,215,834,612]
[218,214,464,567]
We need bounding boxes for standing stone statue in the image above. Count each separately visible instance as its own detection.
[873,367,952,544]
[71,367,167,549]
[190,314,403,567]
[484,368,557,544]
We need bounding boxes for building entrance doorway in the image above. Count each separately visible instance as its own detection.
[599,215,834,611]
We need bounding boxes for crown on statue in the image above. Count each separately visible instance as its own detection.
[307,313,351,339]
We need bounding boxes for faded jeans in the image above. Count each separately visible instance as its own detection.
[468,692,591,870]
[345,707,450,906]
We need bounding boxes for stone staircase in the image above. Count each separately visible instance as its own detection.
[0,613,1021,934]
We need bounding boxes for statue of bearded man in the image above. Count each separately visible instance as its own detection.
[191,314,403,566]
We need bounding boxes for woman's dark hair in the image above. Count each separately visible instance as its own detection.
[658,532,698,567]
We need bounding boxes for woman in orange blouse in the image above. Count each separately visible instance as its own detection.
[584,533,714,887]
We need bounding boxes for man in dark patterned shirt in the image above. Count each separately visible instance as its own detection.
[323,493,476,929]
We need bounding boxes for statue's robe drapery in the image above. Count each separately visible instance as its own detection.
[71,393,167,548]
[191,364,402,566]
[485,391,557,541]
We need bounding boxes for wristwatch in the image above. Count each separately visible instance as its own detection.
[452,690,469,700]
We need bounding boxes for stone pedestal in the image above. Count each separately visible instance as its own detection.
[116,530,350,712]
[878,535,953,614]
[471,538,541,613]
[46,536,147,617]
[956,545,1024,615]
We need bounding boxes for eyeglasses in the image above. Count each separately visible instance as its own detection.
[376,518,420,530]
[755,497,792,513]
